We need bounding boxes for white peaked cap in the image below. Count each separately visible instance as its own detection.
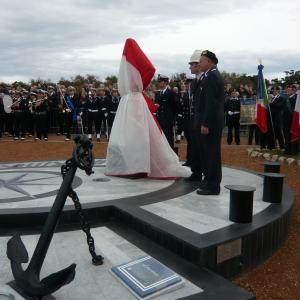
[189,50,202,63]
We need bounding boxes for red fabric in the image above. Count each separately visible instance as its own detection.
[143,93,156,114]
[143,93,162,133]
[291,111,300,141]
[256,104,268,133]
[123,38,155,90]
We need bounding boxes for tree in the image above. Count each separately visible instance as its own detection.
[282,70,300,86]
[105,75,118,86]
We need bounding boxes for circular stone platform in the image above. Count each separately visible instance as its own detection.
[0,159,293,280]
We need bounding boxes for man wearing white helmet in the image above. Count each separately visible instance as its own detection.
[184,50,206,187]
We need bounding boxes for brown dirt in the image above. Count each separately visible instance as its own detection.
[0,135,299,300]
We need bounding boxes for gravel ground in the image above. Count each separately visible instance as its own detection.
[0,134,299,300]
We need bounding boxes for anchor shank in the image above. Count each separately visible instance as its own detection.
[27,165,77,274]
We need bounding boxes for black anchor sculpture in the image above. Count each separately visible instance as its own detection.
[6,135,103,298]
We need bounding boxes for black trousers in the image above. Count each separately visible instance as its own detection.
[108,113,116,135]
[162,124,174,150]
[268,113,284,149]
[5,113,13,135]
[226,115,240,144]
[87,112,101,134]
[57,111,65,134]
[64,112,74,139]
[189,127,204,178]
[25,112,35,136]
[183,119,191,163]
[0,113,4,137]
[176,116,184,135]
[100,115,107,134]
[35,113,48,139]
[202,127,222,191]
[13,111,26,138]
[248,124,260,145]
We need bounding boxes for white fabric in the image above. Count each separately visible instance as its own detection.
[105,56,191,178]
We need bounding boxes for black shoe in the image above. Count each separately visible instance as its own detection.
[184,174,201,182]
[236,142,240,145]
[196,188,220,195]
[199,180,207,189]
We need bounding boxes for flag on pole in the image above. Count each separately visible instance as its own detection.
[290,90,300,141]
[255,64,269,133]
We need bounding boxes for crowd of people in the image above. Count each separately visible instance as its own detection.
[0,69,299,158]
[223,83,299,155]
[0,49,299,195]
[0,83,121,141]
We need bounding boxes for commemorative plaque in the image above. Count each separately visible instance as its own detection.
[111,255,184,299]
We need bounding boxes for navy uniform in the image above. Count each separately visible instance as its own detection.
[63,86,79,141]
[97,88,109,138]
[56,86,67,135]
[269,89,285,149]
[174,88,184,143]
[47,86,59,134]
[32,90,50,141]
[0,88,4,137]
[25,90,36,137]
[181,79,193,165]
[85,88,101,141]
[78,89,88,134]
[196,51,224,195]
[184,50,205,182]
[225,92,240,145]
[107,88,120,135]
[155,75,178,149]
[188,72,205,181]
[283,85,299,154]
[11,91,28,140]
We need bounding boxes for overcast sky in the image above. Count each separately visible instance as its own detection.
[1,0,300,83]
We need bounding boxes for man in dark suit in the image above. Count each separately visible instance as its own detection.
[155,75,178,149]
[269,87,285,149]
[184,50,206,183]
[283,84,299,155]
[196,50,225,195]
[107,88,120,135]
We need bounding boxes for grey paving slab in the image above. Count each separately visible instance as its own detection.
[142,168,269,234]
[0,160,173,209]
[0,227,202,300]
[0,160,270,236]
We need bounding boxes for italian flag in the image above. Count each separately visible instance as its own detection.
[255,64,269,133]
[291,90,300,141]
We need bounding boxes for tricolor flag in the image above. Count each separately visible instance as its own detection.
[290,90,300,141]
[256,64,269,133]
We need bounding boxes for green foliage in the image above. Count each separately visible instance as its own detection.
[4,69,299,91]
[57,74,104,90]
[281,70,300,86]
[105,75,118,85]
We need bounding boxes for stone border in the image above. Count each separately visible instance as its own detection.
[247,148,300,166]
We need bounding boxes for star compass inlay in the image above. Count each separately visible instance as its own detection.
[0,170,82,203]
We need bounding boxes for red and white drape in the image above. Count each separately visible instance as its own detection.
[105,38,191,178]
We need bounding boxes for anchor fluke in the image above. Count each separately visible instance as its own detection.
[7,234,29,263]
